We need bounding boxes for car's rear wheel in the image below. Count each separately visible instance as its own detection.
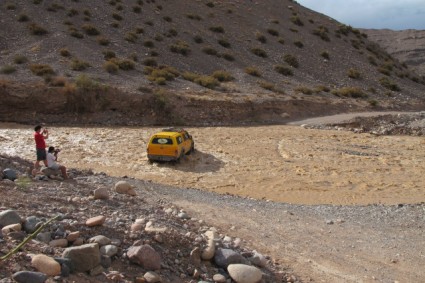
[186,143,195,155]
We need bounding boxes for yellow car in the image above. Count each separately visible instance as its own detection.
[147,128,195,162]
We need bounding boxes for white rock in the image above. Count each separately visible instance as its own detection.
[228,264,262,283]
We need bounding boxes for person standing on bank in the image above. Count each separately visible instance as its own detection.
[46,146,68,179]
[34,125,49,169]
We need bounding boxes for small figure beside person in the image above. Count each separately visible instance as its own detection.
[47,146,69,180]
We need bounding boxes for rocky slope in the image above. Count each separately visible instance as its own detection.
[0,155,289,282]
[0,0,424,125]
[362,29,425,76]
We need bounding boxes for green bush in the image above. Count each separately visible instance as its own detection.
[347,68,361,79]
[112,13,123,21]
[218,39,231,48]
[267,29,279,36]
[18,14,30,22]
[251,48,267,58]
[82,24,100,35]
[245,67,261,77]
[143,58,157,67]
[170,41,190,56]
[222,53,235,61]
[379,77,400,91]
[283,54,299,68]
[125,32,138,43]
[320,51,330,60]
[29,64,55,76]
[103,61,119,74]
[97,36,110,46]
[290,16,304,26]
[1,65,17,74]
[59,48,71,57]
[102,50,116,60]
[13,55,28,64]
[256,32,267,43]
[186,14,202,21]
[331,87,367,98]
[143,40,155,48]
[109,59,135,70]
[182,71,199,82]
[194,76,219,89]
[28,23,48,35]
[274,65,293,76]
[312,26,330,41]
[258,81,275,91]
[293,41,304,48]
[193,35,203,44]
[212,70,234,82]
[295,86,313,95]
[71,59,90,71]
[209,26,225,33]
[202,47,218,56]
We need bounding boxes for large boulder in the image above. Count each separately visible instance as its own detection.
[2,168,17,181]
[62,243,100,272]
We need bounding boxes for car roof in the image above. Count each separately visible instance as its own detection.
[153,131,181,137]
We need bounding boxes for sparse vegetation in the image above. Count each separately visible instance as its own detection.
[133,6,142,13]
[193,35,203,44]
[17,14,30,22]
[312,26,330,41]
[218,39,231,48]
[186,14,202,21]
[209,26,225,33]
[71,59,90,71]
[112,13,123,21]
[320,51,330,60]
[109,58,135,70]
[49,76,67,87]
[194,76,220,89]
[170,41,191,56]
[347,68,361,79]
[212,70,234,82]
[13,55,28,64]
[331,87,368,98]
[97,36,110,46]
[245,67,262,77]
[267,29,279,36]
[295,86,313,95]
[274,65,293,76]
[59,48,71,57]
[163,16,172,22]
[143,40,155,48]
[103,61,119,74]
[202,47,218,56]
[82,24,100,36]
[258,81,275,91]
[294,40,304,48]
[29,64,55,76]
[283,54,299,68]
[290,15,304,26]
[1,65,16,74]
[251,48,267,58]
[125,32,138,43]
[314,85,331,93]
[142,58,158,67]
[28,23,48,35]
[69,27,84,38]
[379,77,400,91]
[256,32,267,43]
[222,53,235,61]
[145,66,179,85]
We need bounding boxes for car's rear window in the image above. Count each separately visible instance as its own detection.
[151,137,173,145]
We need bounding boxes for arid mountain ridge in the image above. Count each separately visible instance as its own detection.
[362,29,425,77]
[0,0,424,126]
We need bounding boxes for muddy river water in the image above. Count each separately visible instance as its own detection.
[1,121,424,205]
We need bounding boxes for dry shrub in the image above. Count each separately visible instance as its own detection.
[29,64,55,76]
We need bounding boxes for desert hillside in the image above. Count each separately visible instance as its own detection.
[362,29,425,76]
[0,0,424,125]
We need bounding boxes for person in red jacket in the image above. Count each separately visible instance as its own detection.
[34,125,49,169]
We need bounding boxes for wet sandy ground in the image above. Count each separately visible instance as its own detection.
[1,123,424,205]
